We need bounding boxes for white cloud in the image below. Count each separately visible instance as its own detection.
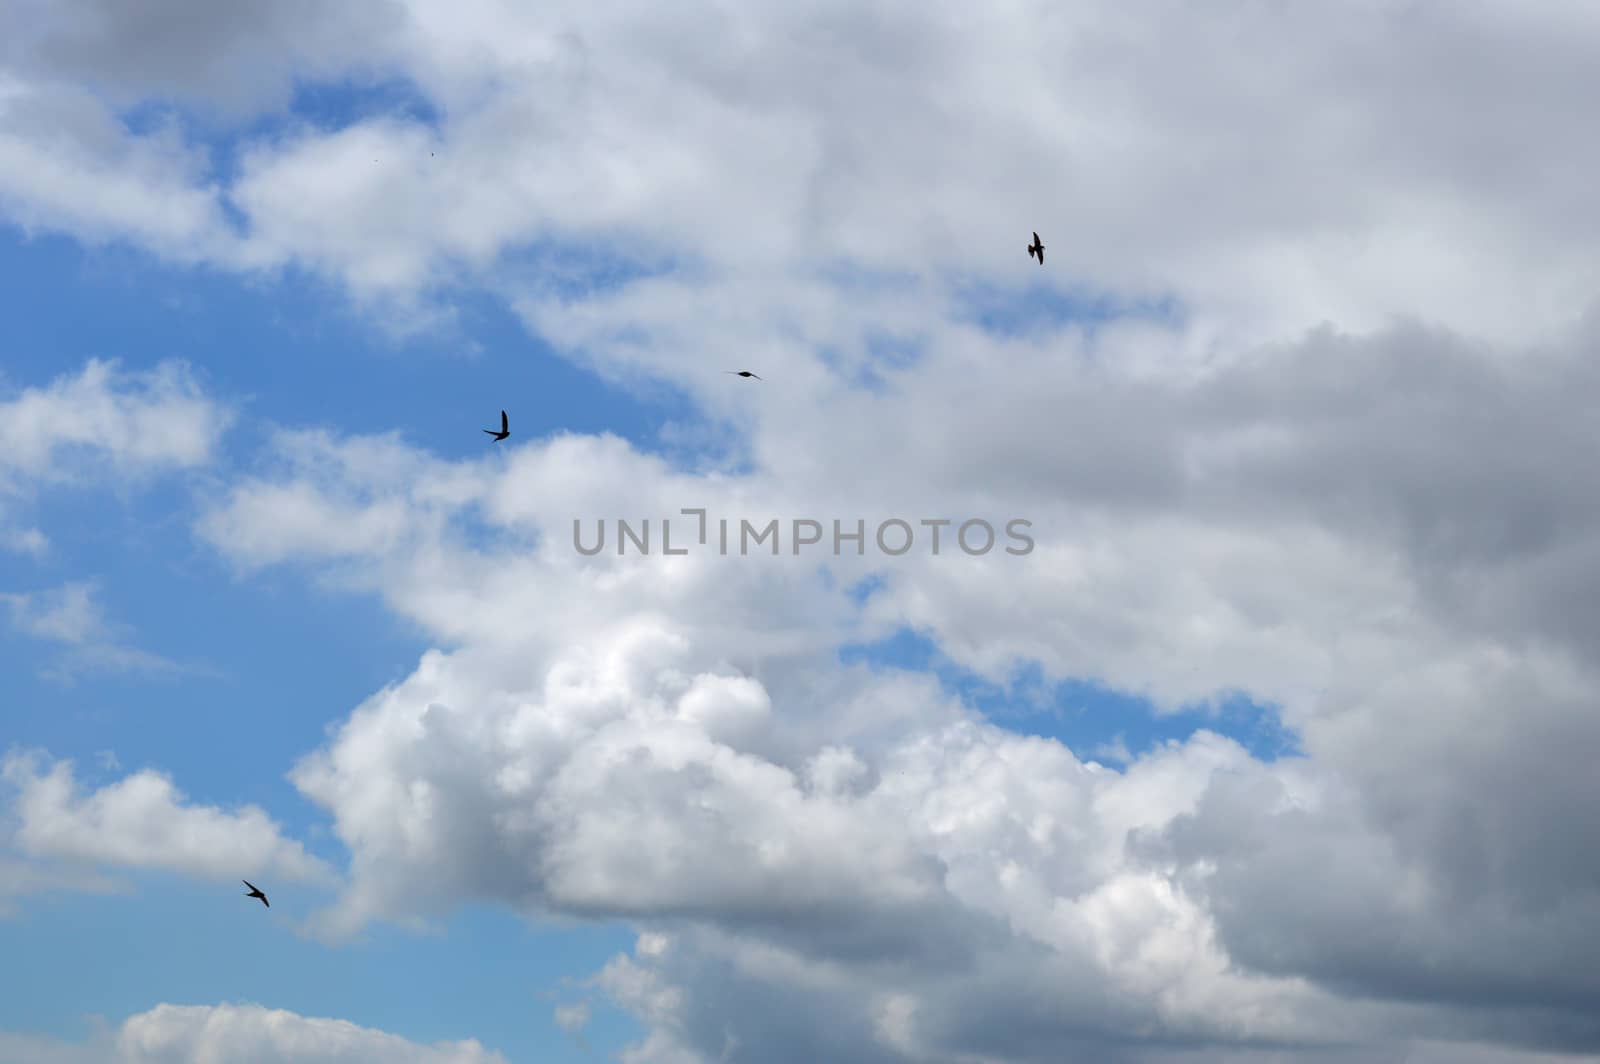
[175,388,1600,1057]
[0,853,126,918]
[553,1001,590,1034]
[0,76,236,261]
[2,2,1599,344]
[172,396,1600,1056]
[0,1003,508,1064]
[0,0,407,117]
[0,358,229,487]
[1,525,47,556]
[0,750,335,888]
[0,581,104,643]
[115,1003,506,1064]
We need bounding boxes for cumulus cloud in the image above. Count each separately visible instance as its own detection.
[0,750,335,888]
[114,1003,506,1064]
[0,1002,507,1064]
[0,76,237,261]
[178,378,1600,1058]
[0,358,228,488]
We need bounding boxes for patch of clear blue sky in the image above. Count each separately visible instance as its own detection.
[0,872,639,1063]
[949,275,1185,340]
[839,626,1302,764]
[283,76,443,135]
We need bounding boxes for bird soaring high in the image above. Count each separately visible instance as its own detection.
[1028,231,1045,264]
[725,371,763,380]
[483,410,510,441]
[242,880,269,908]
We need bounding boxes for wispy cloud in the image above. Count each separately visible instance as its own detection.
[0,526,48,557]
[0,581,105,644]
[0,580,212,683]
[0,854,128,919]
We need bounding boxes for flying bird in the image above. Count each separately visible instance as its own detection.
[725,371,763,380]
[484,410,510,441]
[242,880,269,908]
[1027,231,1045,264]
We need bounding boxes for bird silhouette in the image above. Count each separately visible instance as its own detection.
[242,880,269,908]
[1028,231,1045,264]
[484,410,510,441]
[725,371,763,380]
